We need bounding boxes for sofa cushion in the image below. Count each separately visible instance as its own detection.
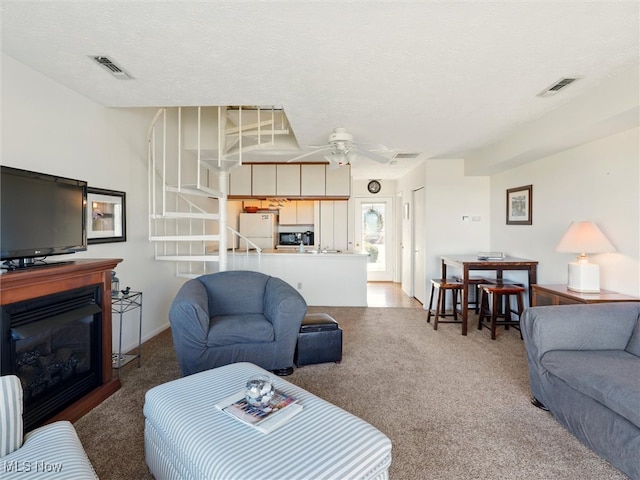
[208,314,274,347]
[542,350,640,427]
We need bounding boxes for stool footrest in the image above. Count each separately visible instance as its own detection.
[296,313,342,367]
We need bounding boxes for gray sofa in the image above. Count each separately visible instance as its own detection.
[521,302,640,480]
[169,270,307,376]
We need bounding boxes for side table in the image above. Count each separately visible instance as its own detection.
[532,284,640,306]
[112,291,143,374]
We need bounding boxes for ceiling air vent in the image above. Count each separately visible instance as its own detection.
[90,55,134,80]
[393,153,420,159]
[537,77,579,97]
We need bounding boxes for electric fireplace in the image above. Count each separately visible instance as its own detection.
[1,285,102,430]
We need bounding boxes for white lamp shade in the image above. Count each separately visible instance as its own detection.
[556,221,615,293]
[555,221,615,255]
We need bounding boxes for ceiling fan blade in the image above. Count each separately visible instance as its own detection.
[287,146,331,163]
[354,147,390,164]
[352,142,390,152]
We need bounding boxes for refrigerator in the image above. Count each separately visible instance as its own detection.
[239,213,277,249]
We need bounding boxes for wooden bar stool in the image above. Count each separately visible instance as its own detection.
[453,275,496,314]
[426,278,464,330]
[477,284,525,339]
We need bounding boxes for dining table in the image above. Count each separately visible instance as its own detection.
[440,254,539,335]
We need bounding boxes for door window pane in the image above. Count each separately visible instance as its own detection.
[362,203,386,272]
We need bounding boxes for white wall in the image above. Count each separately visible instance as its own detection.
[424,159,491,279]
[490,127,640,296]
[1,53,185,353]
[396,160,491,299]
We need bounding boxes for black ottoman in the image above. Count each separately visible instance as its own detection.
[295,313,343,367]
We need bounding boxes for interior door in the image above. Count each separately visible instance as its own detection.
[401,196,413,296]
[355,197,394,281]
[412,187,426,304]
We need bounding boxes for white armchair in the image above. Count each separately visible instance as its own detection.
[0,375,98,479]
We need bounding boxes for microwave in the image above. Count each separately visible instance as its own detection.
[279,232,314,246]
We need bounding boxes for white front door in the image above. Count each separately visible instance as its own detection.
[355,197,394,281]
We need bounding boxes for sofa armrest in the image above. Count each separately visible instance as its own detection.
[2,421,98,479]
[521,303,640,361]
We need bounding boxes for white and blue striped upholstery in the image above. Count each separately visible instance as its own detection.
[2,421,99,479]
[0,375,98,479]
[144,362,392,480]
[0,375,23,457]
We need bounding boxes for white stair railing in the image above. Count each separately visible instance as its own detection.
[147,106,279,277]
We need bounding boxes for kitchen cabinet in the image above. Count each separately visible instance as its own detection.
[301,165,326,196]
[280,201,315,225]
[252,164,276,196]
[325,166,351,197]
[229,163,351,199]
[297,201,314,224]
[276,164,301,196]
[319,201,349,250]
[228,164,252,196]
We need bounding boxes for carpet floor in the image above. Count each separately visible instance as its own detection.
[74,306,629,479]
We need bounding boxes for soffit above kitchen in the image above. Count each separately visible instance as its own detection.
[1,2,638,179]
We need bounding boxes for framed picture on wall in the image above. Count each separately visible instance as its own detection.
[87,187,127,244]
[506,185,532,225]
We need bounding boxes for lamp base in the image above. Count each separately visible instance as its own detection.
[567,262,600,293]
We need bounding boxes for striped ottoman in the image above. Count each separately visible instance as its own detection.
[144,362,392,480]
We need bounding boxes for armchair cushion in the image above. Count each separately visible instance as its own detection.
[0,375,23,457]
[208,313,274,346]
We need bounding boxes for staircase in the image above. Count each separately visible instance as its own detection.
[147,106,290,277]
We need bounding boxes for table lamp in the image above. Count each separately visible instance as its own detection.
[555,221,615,293]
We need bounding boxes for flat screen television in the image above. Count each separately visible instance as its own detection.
[1,165,88,269]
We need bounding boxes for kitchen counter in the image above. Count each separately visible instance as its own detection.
[228,248,368,306]
[263,249,368,256]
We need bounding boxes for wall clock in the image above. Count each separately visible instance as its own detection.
[367,180,381,194]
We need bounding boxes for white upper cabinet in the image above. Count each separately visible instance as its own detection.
[301,165,326,196]
[230,164,351,198]
[252,164,277,197]
[296,200,315,224]
[276,164,301,196]
[228,164,252,196]
[325,165,351,197]
[279,200,315,225]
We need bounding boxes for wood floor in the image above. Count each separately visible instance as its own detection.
[366,282,424,308]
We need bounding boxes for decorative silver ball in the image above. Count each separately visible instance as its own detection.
[245,375,275,408]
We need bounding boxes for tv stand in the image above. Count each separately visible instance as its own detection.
[0,258,123,425]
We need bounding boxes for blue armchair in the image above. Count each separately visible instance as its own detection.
[169,271,307,376]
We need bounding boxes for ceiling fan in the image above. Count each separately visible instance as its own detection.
[287,128,391,168]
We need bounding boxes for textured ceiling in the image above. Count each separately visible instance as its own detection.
[2,1,639,179]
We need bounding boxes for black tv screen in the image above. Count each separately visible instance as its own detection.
[1,166,87,268]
